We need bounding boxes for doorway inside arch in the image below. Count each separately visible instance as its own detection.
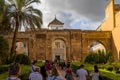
[89,42,106,53]
[52,39,66,61]
[15,42,28,55]
[55,55,60,61]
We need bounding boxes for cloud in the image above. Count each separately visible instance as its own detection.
[38,0,118,29]
[66,0,108,21]
[115,0,120,4]
[70,18,101,30]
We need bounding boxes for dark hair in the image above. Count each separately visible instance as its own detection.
[94,65,99,73]
[66,64,70,68]
[80,64,84,68]
[9,62,20,75]
[41,66,47,77]
[32,60,37,64]
[35,68,40,72]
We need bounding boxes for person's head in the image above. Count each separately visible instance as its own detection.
[94,65,99,72]
[80,64,84,68]
[32,60,37,65]
[41,65,46,72]
[9,62,20,76]
[35,68,40,73]
[66,64,70,68]
[51,68,59,76]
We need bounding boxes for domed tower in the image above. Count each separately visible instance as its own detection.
[48,17,64,30]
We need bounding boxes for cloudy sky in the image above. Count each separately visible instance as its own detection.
[35,0,120,30]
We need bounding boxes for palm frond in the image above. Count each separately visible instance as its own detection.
[25,0,41,7]
[7,0,14,4]
[3,0,42,31]
[27,6,42,17]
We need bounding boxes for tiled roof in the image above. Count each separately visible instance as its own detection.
[48,18,64,27]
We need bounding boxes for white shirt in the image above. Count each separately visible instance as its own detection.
[29,72,43,80]
[90,71,100,80]
[76,68,88,80]
[30,65,39,73]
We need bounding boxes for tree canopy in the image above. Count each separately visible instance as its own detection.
[0,0,43,60]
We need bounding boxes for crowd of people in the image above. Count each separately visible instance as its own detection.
[5,60,102,80]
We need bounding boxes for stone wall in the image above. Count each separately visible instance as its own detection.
[98,0,115,31]
[4,30,112,61]
[97,0,120,61]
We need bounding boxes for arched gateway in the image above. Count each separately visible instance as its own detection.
[4,30,112,61]
[52,39,66,61]
[3,18,115,61]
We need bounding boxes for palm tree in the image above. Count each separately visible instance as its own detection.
[5,0,42,60]
[0,0,4,20]
[0,7,12,34]
[0,0,11,33]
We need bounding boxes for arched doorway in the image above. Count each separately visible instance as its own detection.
[15,42,28,55]
[52,39,66,61]
[89,42,106,53]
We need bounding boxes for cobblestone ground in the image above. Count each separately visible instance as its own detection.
[58,69,78,80]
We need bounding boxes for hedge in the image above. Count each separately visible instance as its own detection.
[71,62,120,80]
[0,65,9,74]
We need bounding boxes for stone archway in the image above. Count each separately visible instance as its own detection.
[46,34,70,61]
[52,39,66,61]
[3,30,113,61]
[81,31,112,59]
[89,41,106,53]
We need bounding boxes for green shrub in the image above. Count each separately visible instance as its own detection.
[71,62,120,80]
[102,76,112,80]
[18,65,31,80]
[97,50,106,63]
[13,54,31,65]
[111,62,120,71]
[71,62,81,73]
[71,64,80,73]
[84,50,112,64]
[0,65,9,74]
[101,69,120,80]
[0,36,9,64]
[37,61,44,67]
[0,64,31,80]
[106,50,113,63]
[116,71,120,74]
[107,67,113,71]
[19,72,29,80]
[115,67,119,71]
[84,52,99,64]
